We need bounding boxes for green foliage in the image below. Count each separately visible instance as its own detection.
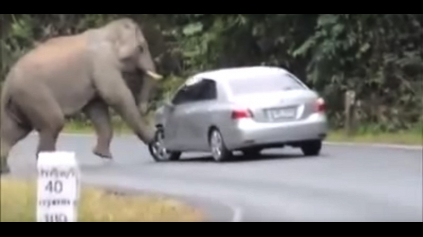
[0,14,421,133]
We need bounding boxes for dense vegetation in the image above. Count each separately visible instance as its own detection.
[1,14,422,133]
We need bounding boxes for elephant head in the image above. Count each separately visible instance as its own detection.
[103,18,162,114]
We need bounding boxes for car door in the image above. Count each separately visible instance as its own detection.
[162,87,191,150]
[182,79,218,151]
[171,81,204,150]
[165,83,202,150]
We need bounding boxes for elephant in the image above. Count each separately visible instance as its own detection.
[82,69,160,159]
[0,18,163,174]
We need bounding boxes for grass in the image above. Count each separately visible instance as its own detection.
[0,177,204,222]
[327,129,422,146]
[63,120,422,146]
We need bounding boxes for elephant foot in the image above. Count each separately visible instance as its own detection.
[93,147,113,159]
[144,128,156,145]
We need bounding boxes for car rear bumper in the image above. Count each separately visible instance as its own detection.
[222,113,328,150]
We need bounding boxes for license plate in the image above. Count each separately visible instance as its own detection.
[267,107,296,120]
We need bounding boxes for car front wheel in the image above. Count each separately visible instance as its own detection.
[148,127,181,162]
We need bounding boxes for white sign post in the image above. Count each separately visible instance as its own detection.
[37,151,80,222]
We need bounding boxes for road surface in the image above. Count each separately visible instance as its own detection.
[5,133,423,222]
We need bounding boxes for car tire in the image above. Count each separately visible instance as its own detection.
[300,140,322,156]
[148,127,181,162]
[208,128,232,162]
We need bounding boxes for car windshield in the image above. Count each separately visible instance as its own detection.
[226,73,307,95]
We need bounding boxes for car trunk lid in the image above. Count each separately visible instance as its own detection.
[229,89,322,123]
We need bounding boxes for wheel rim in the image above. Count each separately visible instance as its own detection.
[210,131,222,160]
[151,130,171,160]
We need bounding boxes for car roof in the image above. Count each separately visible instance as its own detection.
[193,66,291,82]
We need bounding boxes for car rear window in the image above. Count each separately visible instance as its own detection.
[226,73,307,95]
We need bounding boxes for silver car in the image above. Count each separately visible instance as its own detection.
[148,66,328,162]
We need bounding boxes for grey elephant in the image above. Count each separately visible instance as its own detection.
[0,18,163,174]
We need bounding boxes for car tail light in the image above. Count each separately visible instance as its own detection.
[231,109,253,120]
[316,98,325,112]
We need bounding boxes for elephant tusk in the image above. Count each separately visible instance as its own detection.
[146,71,163,80]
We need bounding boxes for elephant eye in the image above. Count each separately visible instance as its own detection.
[138,45,144,53]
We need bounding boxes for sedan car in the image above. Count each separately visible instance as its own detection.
[148,66,328,162]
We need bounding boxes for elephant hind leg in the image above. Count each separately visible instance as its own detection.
[13,87,65,158]
[0,108,33,174]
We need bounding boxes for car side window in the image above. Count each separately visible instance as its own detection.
[171,78,217,105]
[171,88,189,105]
[171,84,200,105]
[182,82,206,103]
[196,79,217,101]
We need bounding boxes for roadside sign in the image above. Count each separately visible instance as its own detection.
[37,151,80,222]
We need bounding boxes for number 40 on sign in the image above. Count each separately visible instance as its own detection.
[45,180,64,193]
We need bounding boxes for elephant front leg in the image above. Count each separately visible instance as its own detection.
[83,99,113,159]
[92,57,156,145]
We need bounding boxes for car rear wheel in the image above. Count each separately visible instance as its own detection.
[148,127,181,162]
[209,128,232,162]
[300,140,322,156]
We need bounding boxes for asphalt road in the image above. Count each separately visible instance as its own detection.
[5,133,423,222]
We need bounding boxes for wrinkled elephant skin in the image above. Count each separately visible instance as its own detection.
[0,18,163,174]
